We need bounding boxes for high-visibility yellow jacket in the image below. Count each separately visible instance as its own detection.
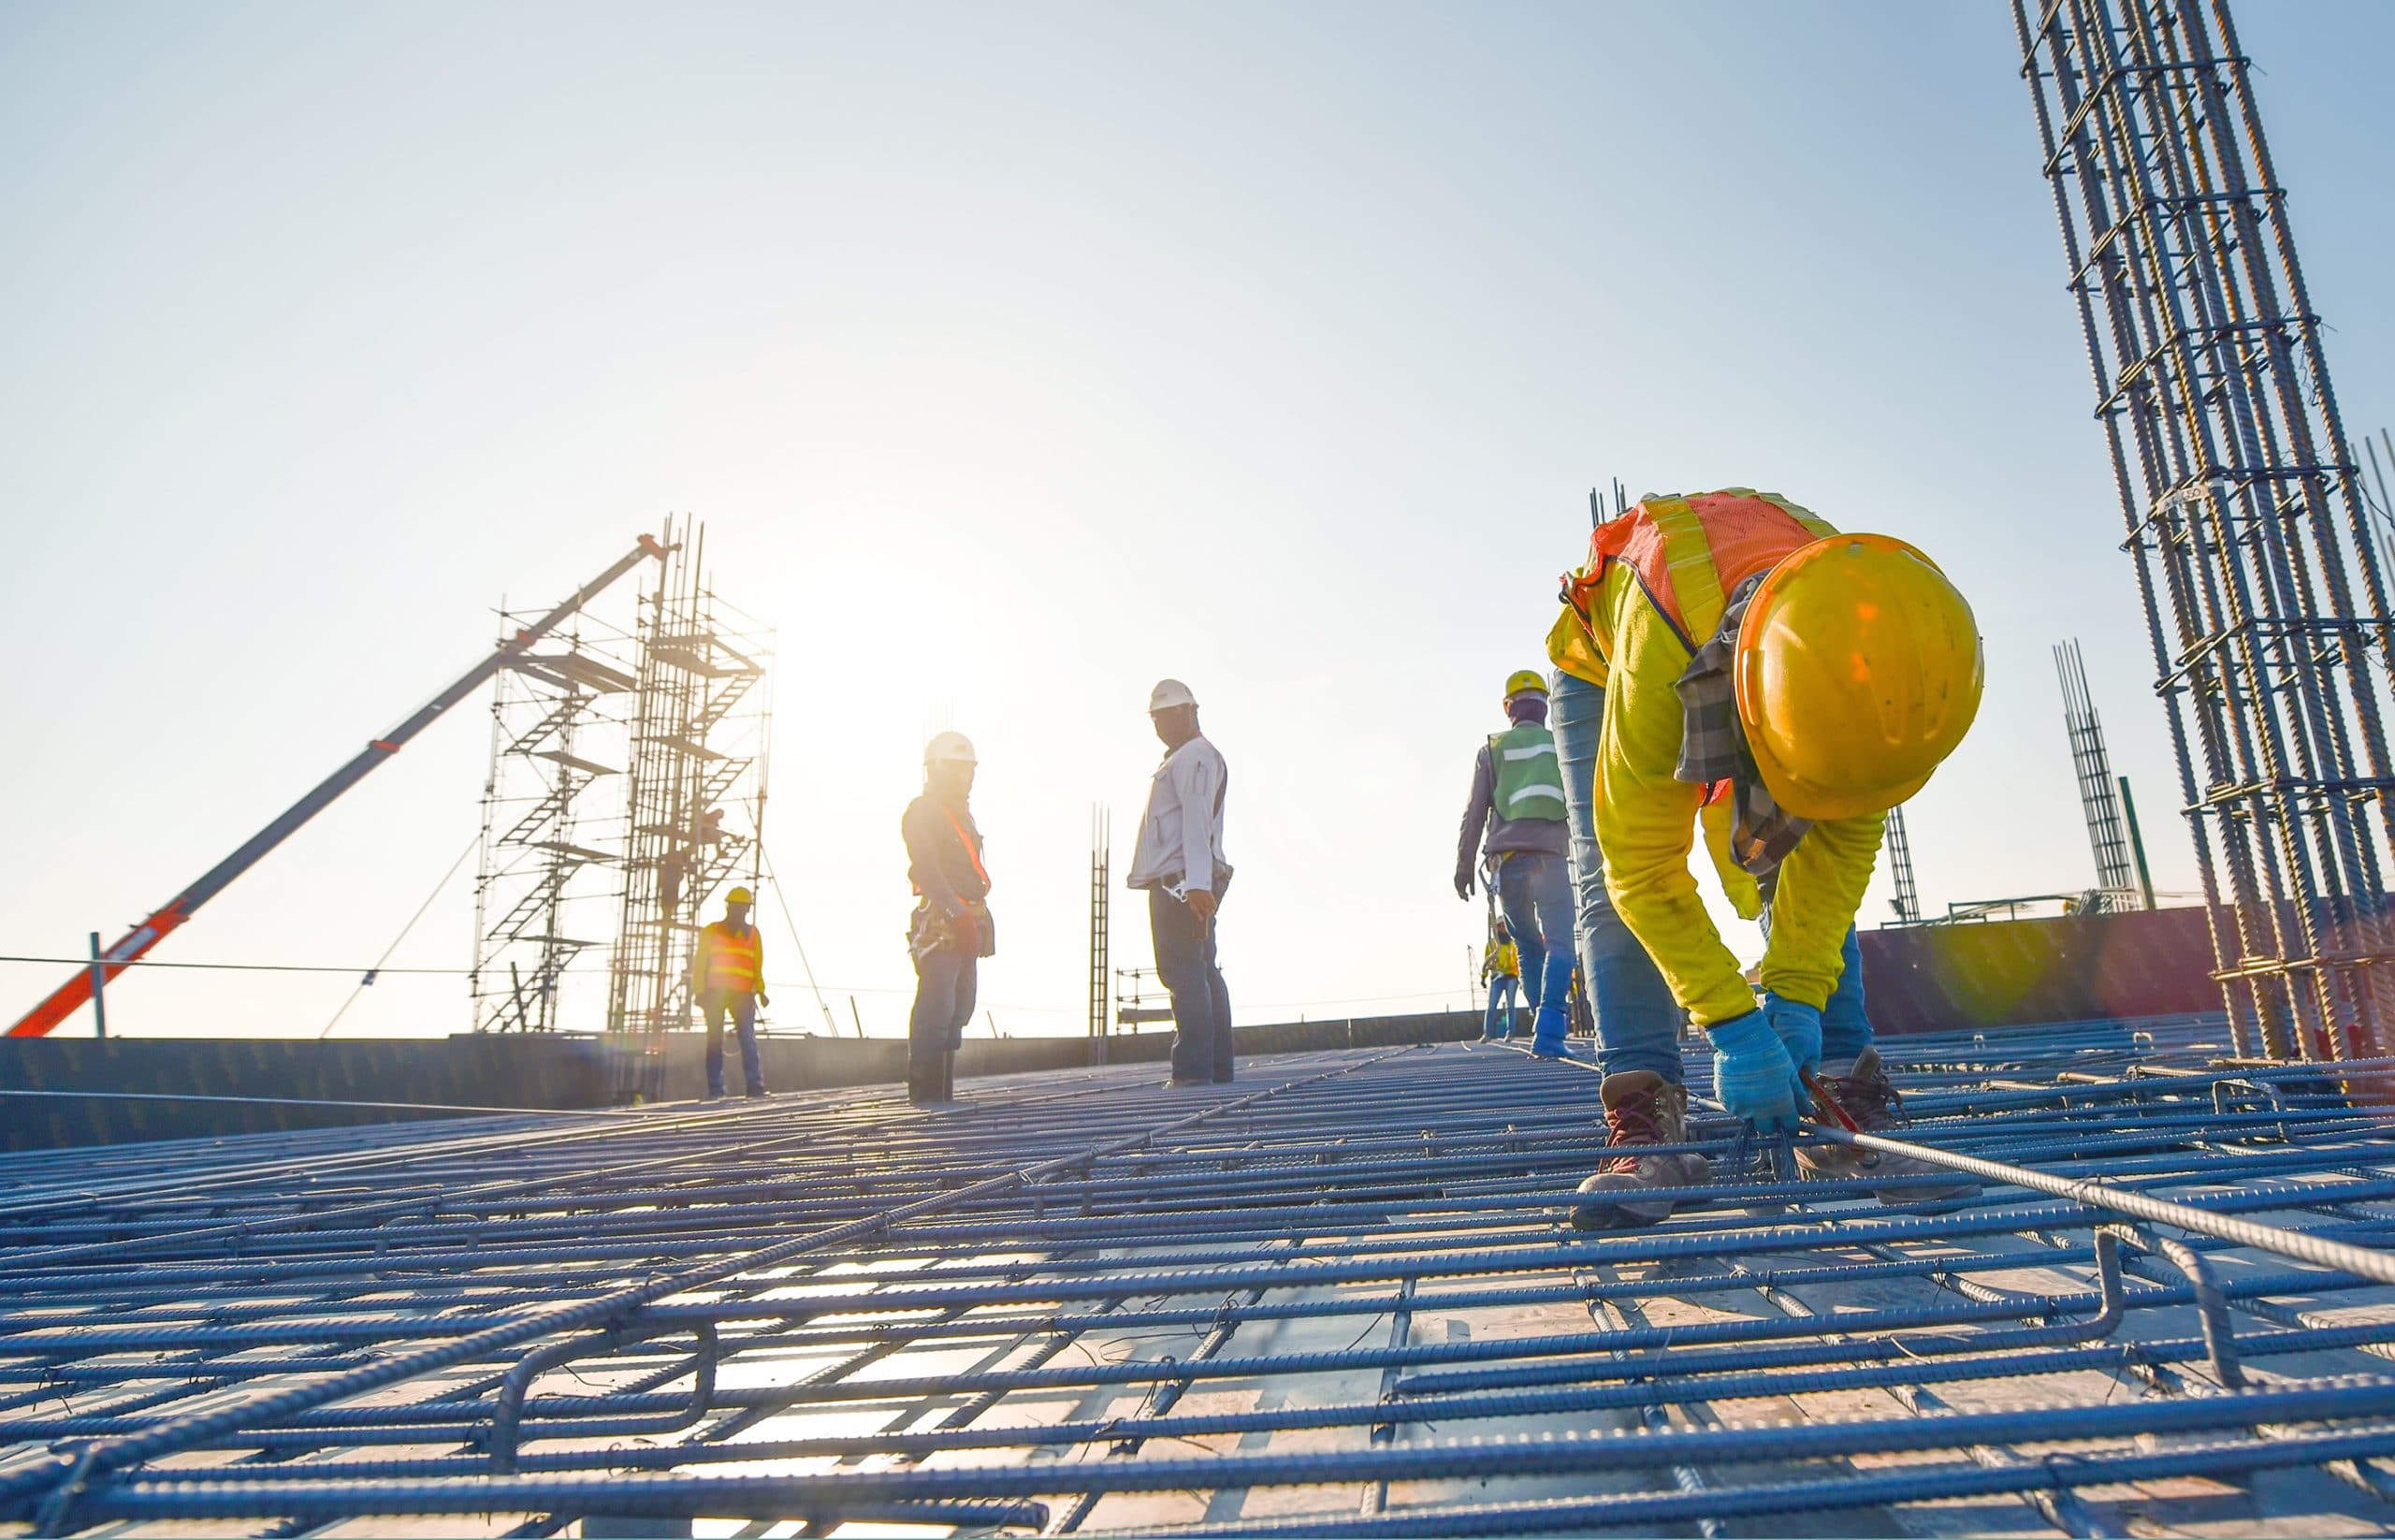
[1546,490,1883,1027]
[1482,939,1520,981]
[693,921,764,997]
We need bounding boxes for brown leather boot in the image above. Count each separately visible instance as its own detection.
[1572,1071,1711,1230]
[1794,1048,1977,1205]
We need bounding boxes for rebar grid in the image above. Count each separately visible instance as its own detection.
[4,1029,2394,1537]
[2015,0,2395,1061]
[2054,640,2140,907]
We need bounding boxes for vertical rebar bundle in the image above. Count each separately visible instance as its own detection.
[2015,0,2395,1060]
[2054,638,2141,908]
[1883,805,1923,924]
[1089,806,1110,1048]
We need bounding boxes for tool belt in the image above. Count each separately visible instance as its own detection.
[909,898,996,962]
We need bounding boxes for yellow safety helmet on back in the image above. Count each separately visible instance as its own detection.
[1732,534,1982,821]
[1502,670,1548,702]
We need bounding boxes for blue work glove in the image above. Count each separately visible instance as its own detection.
[1707,1010,1802,1134]
[1762,992,1822,1079]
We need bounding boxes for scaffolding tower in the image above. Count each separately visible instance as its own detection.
[603,519,773,1101]
[2054,638,2142,909]
[1883,805,1923,925]
[2018,0,2395,1060]
[469,613,640,1033]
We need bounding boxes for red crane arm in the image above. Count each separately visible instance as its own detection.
[8,534,666,1039]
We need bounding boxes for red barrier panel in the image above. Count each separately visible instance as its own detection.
[1858,908,2219,1034]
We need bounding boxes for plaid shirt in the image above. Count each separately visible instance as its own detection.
[1672,573,1809,878]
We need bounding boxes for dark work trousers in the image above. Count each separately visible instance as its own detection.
[909,947,977,1070]
[1151,887,1234,1082]
[702,992,764,1097]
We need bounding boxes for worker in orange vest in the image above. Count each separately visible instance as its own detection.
[905,732,994,1107]
[1546,489,1981,1227]
[693,886,770,1099]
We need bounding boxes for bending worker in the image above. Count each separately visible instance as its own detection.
[692,886,770,1099]
[1480,919,1521,1043]
[1455,670,1575,1056]
[903,731,993,1108]
[1128,679,1235,1086]
[1546,488,1981,1228]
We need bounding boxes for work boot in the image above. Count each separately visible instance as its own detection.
[1794,1048,1978,1206]
[1572,1071,1710,1230]
[940,1052,957,1104]
[907,1058,936,1107]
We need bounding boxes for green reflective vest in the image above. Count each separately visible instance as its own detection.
[1489,724,1566,822]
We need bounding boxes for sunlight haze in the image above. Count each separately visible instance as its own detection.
[5,0,2391,1039]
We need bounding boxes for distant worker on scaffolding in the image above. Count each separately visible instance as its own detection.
[692,886,770,1100]
[657,847,690,922]
[1128,679,1236,1087]
[905,732,994,1108]
[1546,489,1982,1228]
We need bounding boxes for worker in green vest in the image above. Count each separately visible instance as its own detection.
[1455,669,1575,1055]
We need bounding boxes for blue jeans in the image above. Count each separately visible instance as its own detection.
[1152,888,1234,1082]
[1554,671,1876,1081]
[703,991,764,1097]
[909,947,978,1069]
[1482,975,1519,1040]
[1493,850,1575,1055]
[1552,672,1689,1082]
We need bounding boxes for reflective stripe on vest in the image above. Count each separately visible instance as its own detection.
[1489,723,1567,821]
[700,923,762,993]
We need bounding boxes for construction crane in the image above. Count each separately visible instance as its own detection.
[7,534,666,1039]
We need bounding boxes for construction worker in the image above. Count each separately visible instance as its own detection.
[1480,919,1521,1042]
[1546,489,1982,1228]
[692,886,770,1099]
[1455,670,1575,1056]
[1127,679,1235,1085]
[904,731,992,1107]
[657,847,690,921]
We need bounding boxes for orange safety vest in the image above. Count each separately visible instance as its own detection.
[1562,490,1836,657]
[695,921,762,995]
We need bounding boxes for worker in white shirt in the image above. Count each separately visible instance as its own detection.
[1126,679,1235,1086]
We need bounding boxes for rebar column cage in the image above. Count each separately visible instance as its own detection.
[1883,804,1923,925]
[469,612,639,1033]
[604,517,773,1100]
[2016,0,2395,1061]
[2055,637,2143,908]
[1088,806,1110,1052]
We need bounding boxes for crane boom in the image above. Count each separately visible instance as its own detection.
[8,534,667,1039]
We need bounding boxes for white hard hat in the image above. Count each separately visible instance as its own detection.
[1148,678,1198,713]
[924,731,978,766]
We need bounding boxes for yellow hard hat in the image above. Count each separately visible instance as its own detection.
[1733,534,1982,821]
[725,886,755,905]
[1502,669,1548,700]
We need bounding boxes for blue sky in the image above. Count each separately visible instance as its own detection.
[5,1,2392,1039]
